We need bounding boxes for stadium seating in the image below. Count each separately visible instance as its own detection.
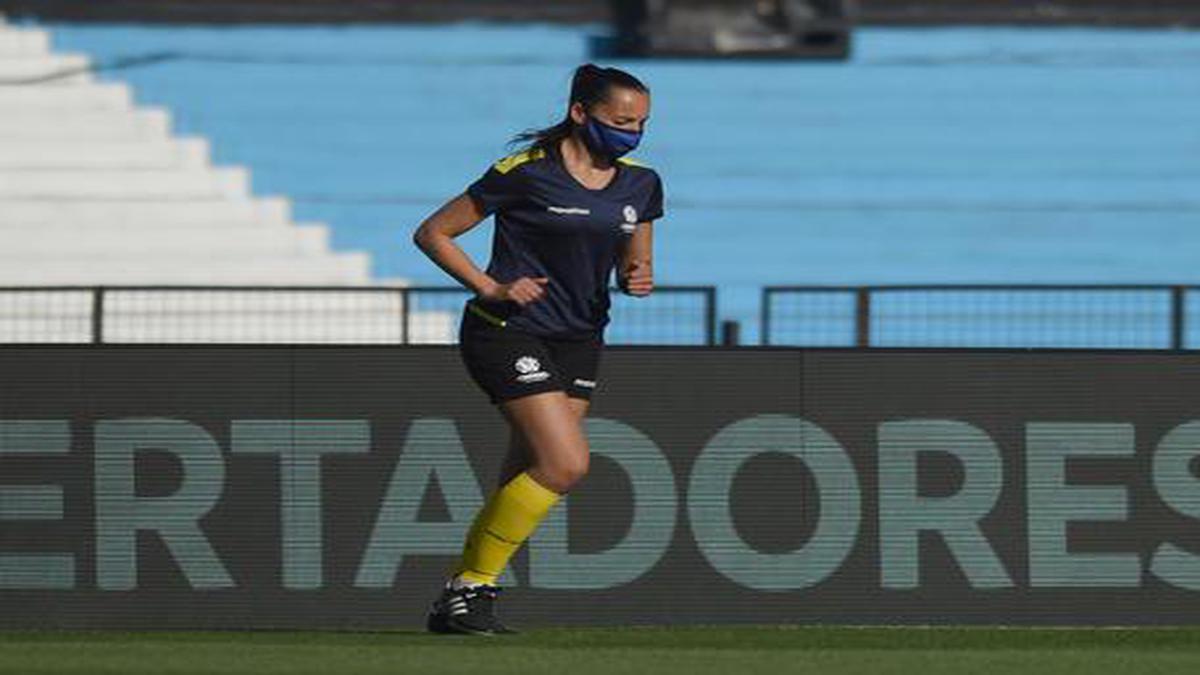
[0,14,456,342]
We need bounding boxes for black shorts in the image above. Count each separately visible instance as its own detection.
[458,301,604,405]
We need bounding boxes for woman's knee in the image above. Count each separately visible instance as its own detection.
[560,451,590,488]
[534,450,589,493]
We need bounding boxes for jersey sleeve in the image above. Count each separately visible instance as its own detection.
[642,171,664,222]
[466,164,522,216]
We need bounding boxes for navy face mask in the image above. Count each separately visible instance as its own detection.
[583,115,642,160]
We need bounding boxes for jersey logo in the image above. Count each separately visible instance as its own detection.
[493,148,547,175]
[621,204,638,233]
[548,206,591,215]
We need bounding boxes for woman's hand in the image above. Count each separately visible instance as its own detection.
[621,260,653,297]
[481,277,550,306]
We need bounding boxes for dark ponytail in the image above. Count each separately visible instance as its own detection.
[510,63,649,153]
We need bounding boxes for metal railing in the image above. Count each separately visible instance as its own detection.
[0,285,718,345]
[762,284,1195,349]
[6,284,1198,349]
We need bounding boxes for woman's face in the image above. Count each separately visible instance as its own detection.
[572,87,651,133]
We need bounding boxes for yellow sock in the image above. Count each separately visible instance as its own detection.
[454,471,561,586]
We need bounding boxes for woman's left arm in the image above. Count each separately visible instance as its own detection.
[618,221,654,297]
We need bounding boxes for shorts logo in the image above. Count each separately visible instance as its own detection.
[620,205,638,233]
[573,378,597,389]
[514,356,550,383]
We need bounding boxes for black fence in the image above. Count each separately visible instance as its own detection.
[763,285,1196,349]
[0,285,718,346]
[5,284,1200,350]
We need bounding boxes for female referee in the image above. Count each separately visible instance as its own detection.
[412,63,662,635]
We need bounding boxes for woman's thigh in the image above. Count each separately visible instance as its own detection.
[498,397,590,486]
[498,391,590,492]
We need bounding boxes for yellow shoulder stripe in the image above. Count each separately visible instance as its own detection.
[493,148,547,175]
[617,156,650,168]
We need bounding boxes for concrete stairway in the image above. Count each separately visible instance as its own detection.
[0,16,457,343]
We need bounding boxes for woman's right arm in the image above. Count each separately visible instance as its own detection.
[412,193,548,306]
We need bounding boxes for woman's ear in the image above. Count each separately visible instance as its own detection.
[568,101,587,126]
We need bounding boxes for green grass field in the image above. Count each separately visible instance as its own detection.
[3,627,1200,675]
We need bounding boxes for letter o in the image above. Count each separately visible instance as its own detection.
[687,414,860,591]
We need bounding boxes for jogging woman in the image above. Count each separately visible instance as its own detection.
[413,63,662,635]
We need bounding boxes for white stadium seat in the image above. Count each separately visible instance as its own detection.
[0,15,448,342]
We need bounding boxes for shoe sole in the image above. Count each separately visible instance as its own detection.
[426,613,506,636]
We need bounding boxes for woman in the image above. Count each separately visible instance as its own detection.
[412,63,662,635]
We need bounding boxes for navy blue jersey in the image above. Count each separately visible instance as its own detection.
[466,144,664,340]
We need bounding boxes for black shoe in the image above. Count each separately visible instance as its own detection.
[426,582,517,636]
